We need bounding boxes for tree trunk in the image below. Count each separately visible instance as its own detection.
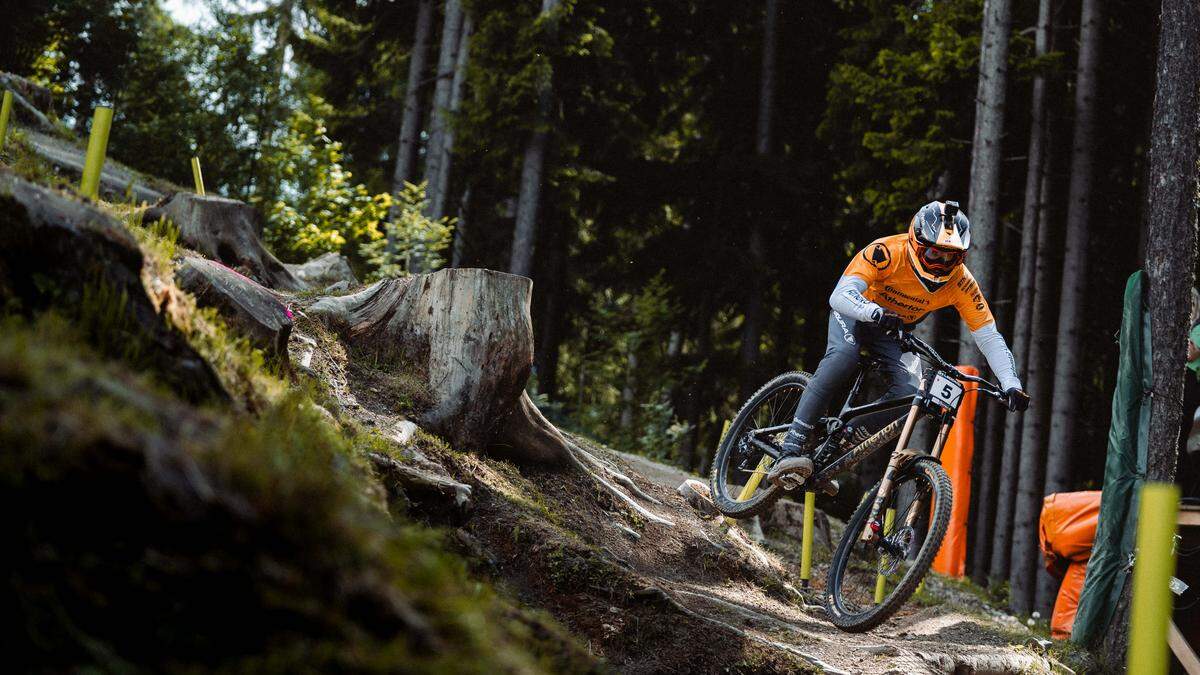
[1101,0,1200,664]
[247,0,295,202]
[1043,0,1102,498]
[508,0,561,279]
[970,217,1013,583]
[421,0,464,230]
[391,0,435,202]
[534,218,567,399]
[740,0,778,400]
[1009,153,1059,612]
[988,0,1054,587]
[429,12,474,221]
[451,185,471,267]
[958,0,1012,367]
[620,347,638,430]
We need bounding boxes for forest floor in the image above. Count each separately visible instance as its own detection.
[292,310,1088,674]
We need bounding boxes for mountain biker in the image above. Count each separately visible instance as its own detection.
[768,200,1030,486]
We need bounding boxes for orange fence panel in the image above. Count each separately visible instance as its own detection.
[931,365,979,577]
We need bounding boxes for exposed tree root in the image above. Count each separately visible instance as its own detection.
[571,441,663,505]
[499,391,675,527]
[668,587,831,643]
[368,451,473,511]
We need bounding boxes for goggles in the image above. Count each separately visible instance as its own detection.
[914,242,965,275]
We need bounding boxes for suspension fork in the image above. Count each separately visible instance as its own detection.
[900,421,951,529]
[860,394,923,543]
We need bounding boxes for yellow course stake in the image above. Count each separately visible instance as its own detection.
[0,90,13,149]
[874,507,897,604]
[800,490,816,587]
[191,156,206,195]
[1127,482,1180,675]
[80,106,113,199]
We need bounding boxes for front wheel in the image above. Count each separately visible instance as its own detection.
[825,457,952,632]
[709,371,810,519]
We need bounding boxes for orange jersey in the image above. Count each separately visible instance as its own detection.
[842,234,994,331]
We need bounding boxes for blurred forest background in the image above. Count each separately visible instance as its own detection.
[0,0,1175,615]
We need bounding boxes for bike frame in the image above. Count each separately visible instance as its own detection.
[744,331,998,542]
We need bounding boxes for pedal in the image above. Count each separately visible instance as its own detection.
[778,474,806,491]
[817,479,839,497]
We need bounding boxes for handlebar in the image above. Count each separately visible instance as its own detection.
[895,329,1006,401]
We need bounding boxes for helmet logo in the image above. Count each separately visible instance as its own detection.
[863,242,892,270]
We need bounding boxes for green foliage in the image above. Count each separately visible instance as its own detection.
[359,181,454,281]
[556,273,694,462]
[261,98,394,263]
[819,0,982,230]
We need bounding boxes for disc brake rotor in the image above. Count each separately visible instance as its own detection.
[877,526,916,576]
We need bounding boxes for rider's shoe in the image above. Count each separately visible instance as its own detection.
[767,430,817,487]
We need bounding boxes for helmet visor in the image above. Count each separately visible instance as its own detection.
[918,244,965,274]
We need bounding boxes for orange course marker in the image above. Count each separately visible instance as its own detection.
[931,365,979,577]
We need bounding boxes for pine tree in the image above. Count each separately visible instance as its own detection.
[988,0,1055,587]
[509,0,561,278]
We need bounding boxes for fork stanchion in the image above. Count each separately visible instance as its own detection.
[874,507,896,604]
[800,490,816,589]
[0,90,13,150]
[80,105,113,199]
[1127,482,1180,675]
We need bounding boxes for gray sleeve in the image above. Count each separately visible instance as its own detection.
[970,322,1022,391]
[829,275,882,323]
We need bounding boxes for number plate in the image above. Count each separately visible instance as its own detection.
[929,372,964,408]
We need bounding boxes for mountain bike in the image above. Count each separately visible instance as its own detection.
[708,329,1010,632]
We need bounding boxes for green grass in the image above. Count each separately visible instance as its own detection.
[0,314,600,673]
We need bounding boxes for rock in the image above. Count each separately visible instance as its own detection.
[284,252,357,289]
[677,479,719,517]
[145,193,304,292]
[175,256,293,356]
[0,168,226,403]
[390,420,420,446]
[323,279,354,295]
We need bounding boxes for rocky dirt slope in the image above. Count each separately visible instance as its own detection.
[292,307,1080,674]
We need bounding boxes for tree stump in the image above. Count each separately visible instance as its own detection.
[145,193,305,292]
[309,269,534,452]
[308,267,674,526]
[176,256,293,357]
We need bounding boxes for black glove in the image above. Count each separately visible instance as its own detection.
[874,308,904,333]
[1004,387,1030,412]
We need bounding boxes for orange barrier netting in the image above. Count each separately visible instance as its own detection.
[1039,490,1102,639]
[931,365,979,578]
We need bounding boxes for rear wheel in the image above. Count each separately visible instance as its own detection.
[709,371,810,519]
[824,457,952,632]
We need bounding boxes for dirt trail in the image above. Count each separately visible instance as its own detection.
[292,315,1063,674]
